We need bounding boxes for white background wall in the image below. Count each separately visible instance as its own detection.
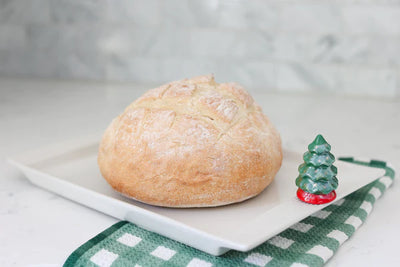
[1,0,400,98]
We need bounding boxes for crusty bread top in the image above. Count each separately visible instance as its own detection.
[98,74,282,207]
[130,74,263,132]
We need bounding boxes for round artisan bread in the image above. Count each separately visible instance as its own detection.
[98,75,282,207]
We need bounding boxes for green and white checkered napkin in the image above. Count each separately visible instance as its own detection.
[64,158,395,267]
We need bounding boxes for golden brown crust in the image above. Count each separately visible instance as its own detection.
[98,75,282,207]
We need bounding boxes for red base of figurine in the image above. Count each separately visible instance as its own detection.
[297,188,336,205]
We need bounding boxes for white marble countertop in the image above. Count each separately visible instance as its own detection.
[1,78,399,266]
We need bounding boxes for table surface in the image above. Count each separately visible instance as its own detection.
[1,77,399,266]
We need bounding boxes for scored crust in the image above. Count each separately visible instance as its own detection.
[98,75,282,207]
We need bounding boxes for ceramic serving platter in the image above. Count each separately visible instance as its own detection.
[8,134,385,256]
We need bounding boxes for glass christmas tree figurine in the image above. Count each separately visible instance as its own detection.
[296,134,338,204]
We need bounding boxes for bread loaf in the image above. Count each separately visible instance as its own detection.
[98,75,282,207]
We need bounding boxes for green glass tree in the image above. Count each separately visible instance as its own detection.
[296,134,338,204]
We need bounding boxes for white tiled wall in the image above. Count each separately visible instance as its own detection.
[1,0,400,97]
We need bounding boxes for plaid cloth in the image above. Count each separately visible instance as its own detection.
[64,158,395,267]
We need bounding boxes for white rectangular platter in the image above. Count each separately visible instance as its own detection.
[8,135,385,256]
